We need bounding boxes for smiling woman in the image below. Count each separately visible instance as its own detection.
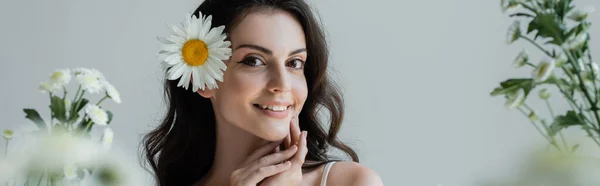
[142,0,383,186]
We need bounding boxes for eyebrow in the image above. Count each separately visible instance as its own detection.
[235,44,306,56]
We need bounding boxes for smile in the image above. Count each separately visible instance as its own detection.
[253,104,291,112]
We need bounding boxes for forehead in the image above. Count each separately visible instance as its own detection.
[229,10,306,51]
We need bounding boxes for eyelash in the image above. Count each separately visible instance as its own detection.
[238,56,305,69]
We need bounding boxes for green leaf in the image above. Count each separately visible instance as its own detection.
[510,13,535,18]
[548,110,584,136]
[527,13,566,44]
[50,96,67,123]
[68,98,88,123]
[571,144,580,153]
[490,78,534,96]
[23,109,46,130]
[555,0,574,20]
[74,98,89,113]
[106,110,113,125]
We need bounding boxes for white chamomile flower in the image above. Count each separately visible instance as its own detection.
[63,162,78,180]
[507,20,521,44]
[532,58,555,82]
[505,89,525,109]
[158,11,233,92]
[568,6,595,22]
[39,81,61,94]
[555,53,568,66]
[84,104,108,126]
[101,128,114,150]
[591,62,599,78]
[2,129,14,140]
[578,58,586,71]
[76,68,105,94]
[102,81,121,104]
[49,69,71,86]
[513,50,529,68]
[562,33,588,50]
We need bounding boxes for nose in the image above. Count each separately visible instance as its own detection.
[267,65,292,93]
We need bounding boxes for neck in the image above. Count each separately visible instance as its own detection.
[200,117,271,186]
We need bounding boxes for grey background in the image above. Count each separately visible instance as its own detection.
[1,0,599,185]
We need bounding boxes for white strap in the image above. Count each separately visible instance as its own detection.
[320,161,336,186]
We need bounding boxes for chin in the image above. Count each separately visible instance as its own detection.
[254,122,289,141]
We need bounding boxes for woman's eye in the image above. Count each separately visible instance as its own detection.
[287,59,305,69]
[239,57,265,66]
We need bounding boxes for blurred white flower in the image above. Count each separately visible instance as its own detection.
[75,68,105,94]
[0,133,146,185]
[101,128,114,150]
[102,81,121,104]
[555,53,568,66]
[568,6,595,22]
[562,33,588,50]
[39,81,61,94]
[539,88,551,100]
[84,104,108,126]
[2,129,14,140]
[532,58,555,82]
[63,161,78,180]
[507,20,521,44]
[505,89,525,109]
[513,50,529,68]
[49,69,71,87]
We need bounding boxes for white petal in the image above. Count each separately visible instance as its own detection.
[205,26,226,45]
[205,65,224,82]
[169,24,187,38]
[209,56,228,70]
[197,66,207,91]
[161,44,182,53]
[199,15,213,40]
[165,53,183,65]
[184,14,193,39]
[209,49,229,61]
[177,69,193,90]
[157,36,173,44]
[167,63,188,80]
[166,35,186,44]
[192,67,201,92]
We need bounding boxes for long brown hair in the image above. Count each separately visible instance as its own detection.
[142,0,359,185]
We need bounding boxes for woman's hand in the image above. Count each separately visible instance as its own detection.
[259,116,308,186]
[230,140,298,186]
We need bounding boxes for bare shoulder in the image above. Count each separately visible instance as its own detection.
[327,161,384,186]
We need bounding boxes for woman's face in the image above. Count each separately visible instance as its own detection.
[199,10,308,141]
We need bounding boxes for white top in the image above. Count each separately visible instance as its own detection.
[320,161,336,186]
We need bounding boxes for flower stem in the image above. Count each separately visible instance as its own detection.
[36,172,44,186]
[82,119,93,135]
[520,35,554,58]
[96,96,108,105]
[3,139,8,157]
[517,107,562,152]
[565,49,600,130]
[543,100,569,151]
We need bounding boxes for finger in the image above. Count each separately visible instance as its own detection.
[284,122,292,149]
[243,161,292,184]
[241,141,282,167]
[290,116,301,146]
[291,131,308,167]
[241,145,298,179]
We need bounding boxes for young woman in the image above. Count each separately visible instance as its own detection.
[143,0,383,185]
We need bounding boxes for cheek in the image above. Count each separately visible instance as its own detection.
[292,75,308,109]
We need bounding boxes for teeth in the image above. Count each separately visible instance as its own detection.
[258,104,288,112]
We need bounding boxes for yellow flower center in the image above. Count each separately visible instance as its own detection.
[182,39,209,66]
